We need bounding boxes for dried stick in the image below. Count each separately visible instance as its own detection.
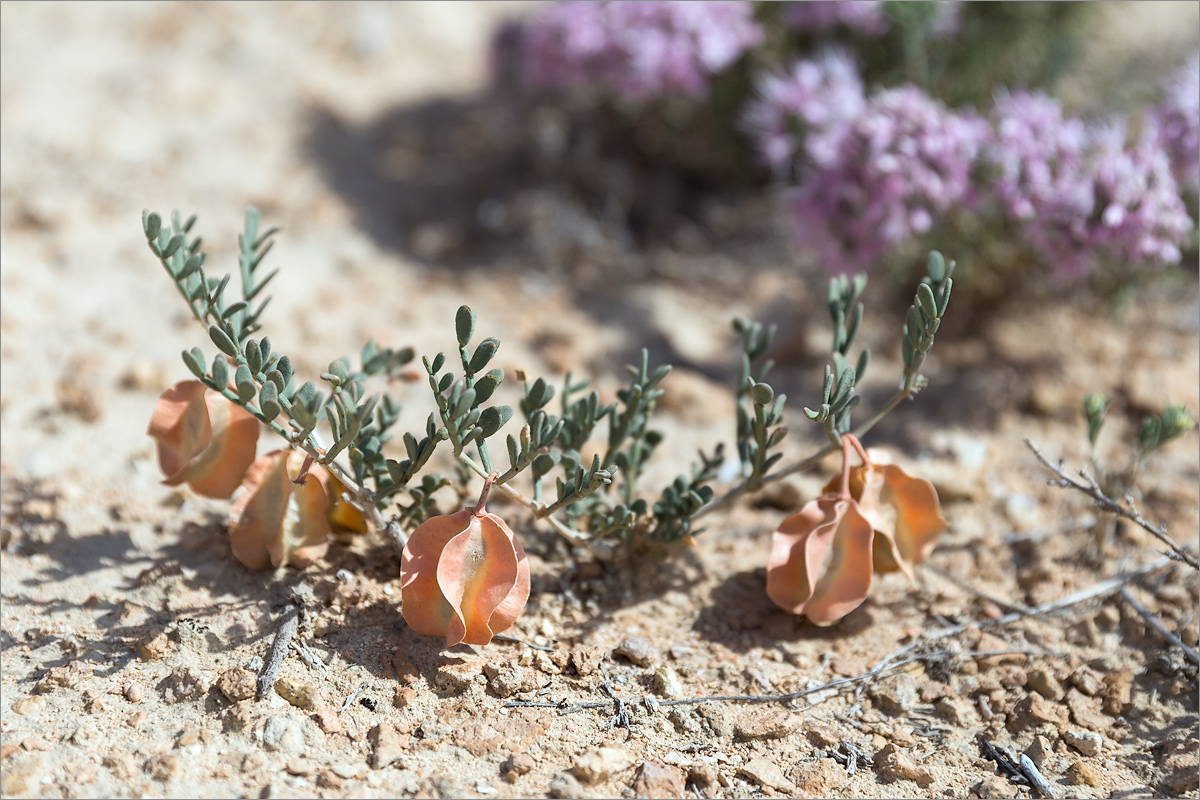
[338,683,366,713]
[503,648,1061,714]
[1119,586,1200,665]
[860,557,1177,692]
[493,632,555,652]
[920,563,1034,617]
[980,740,1056,798]
[1025,438,1198,569]
[1020,754,1057,798]
[257,601,300,700]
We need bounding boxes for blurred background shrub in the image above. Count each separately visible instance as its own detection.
[484,1,1198,306]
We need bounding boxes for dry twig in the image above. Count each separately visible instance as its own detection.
[504,648,1061,716]
[920,562,1033,617]
[1025,438,1198,569]
[256,601,299,700]
[1119,586,1200,665]
[859,557,1177,694]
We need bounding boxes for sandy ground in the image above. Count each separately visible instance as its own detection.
[1,3,1198,799]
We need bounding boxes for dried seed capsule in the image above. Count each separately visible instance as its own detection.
[229,450,332,570]
[400,477,529,646]
[147,380,258,499]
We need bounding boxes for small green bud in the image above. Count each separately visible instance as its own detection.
[751,382,774,406]
[1083,392,1109,447]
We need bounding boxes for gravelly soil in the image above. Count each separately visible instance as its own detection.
[1,4,1198,799]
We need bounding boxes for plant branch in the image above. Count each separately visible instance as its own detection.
[860,556,1178,691]
[453,450,589,544]
[503,648,1064,715]
[1025,438,1198,569]
[695,387,913,521]
[1119,586,1200,665]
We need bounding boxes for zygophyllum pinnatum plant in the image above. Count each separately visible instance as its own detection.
[142,208,952,637]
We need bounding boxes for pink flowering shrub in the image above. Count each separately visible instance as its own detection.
[742,50,865,175]
[493,3,1193,288]
[521,1,763,99]
[984,90,1095,275]
[1152,54,1200,194]
[1084,121,1192,269]
[781,1,890,37]
[788,85,987,273]
[985,91,1192,276]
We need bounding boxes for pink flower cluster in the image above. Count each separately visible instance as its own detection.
[788,85,987,272]
[781,1,962,40]
[781,1,889,36]
[751,72,1195,276]
[1085,121,1192,270]
[521,1,763,99]
[742,50,866,175]
[1152,54,1200,194]
[986,90,1192,275]
[986,90,1094,275]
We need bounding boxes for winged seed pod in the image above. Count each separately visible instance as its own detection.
[767,434,945,625]
[147,380,259,499]
[822,442,947,580]
[765,492,875,625]
[228,450,334,570]
[400,474,530,647]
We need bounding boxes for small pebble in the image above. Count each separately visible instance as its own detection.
[548,771,585,799]
[1067,759,1104,787]
[1063,729,1102,757]
[633,761,685,799]
[1026,667,1064,700]
[570,746,632,785]
[974,775,1012,798]
[613,637,655,667]
[738,757,796,794]
[1069,666,1104,697]
[570,646,603,677]
[286,758,317,776]
[261,716,303,753]
[652,665,683,698]
[274,677,319,709]
[875,744,935,785]
[734,709,799,741]
[1024,735,1053,768]
[137,630,173,661]
[868,673,920,713]
[503,752,535,783]
[216,668,256,702]
[370,724,407,770]
[144,753,178,781]
[11,696,46,715]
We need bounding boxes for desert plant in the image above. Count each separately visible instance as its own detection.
[142,206,954,638]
